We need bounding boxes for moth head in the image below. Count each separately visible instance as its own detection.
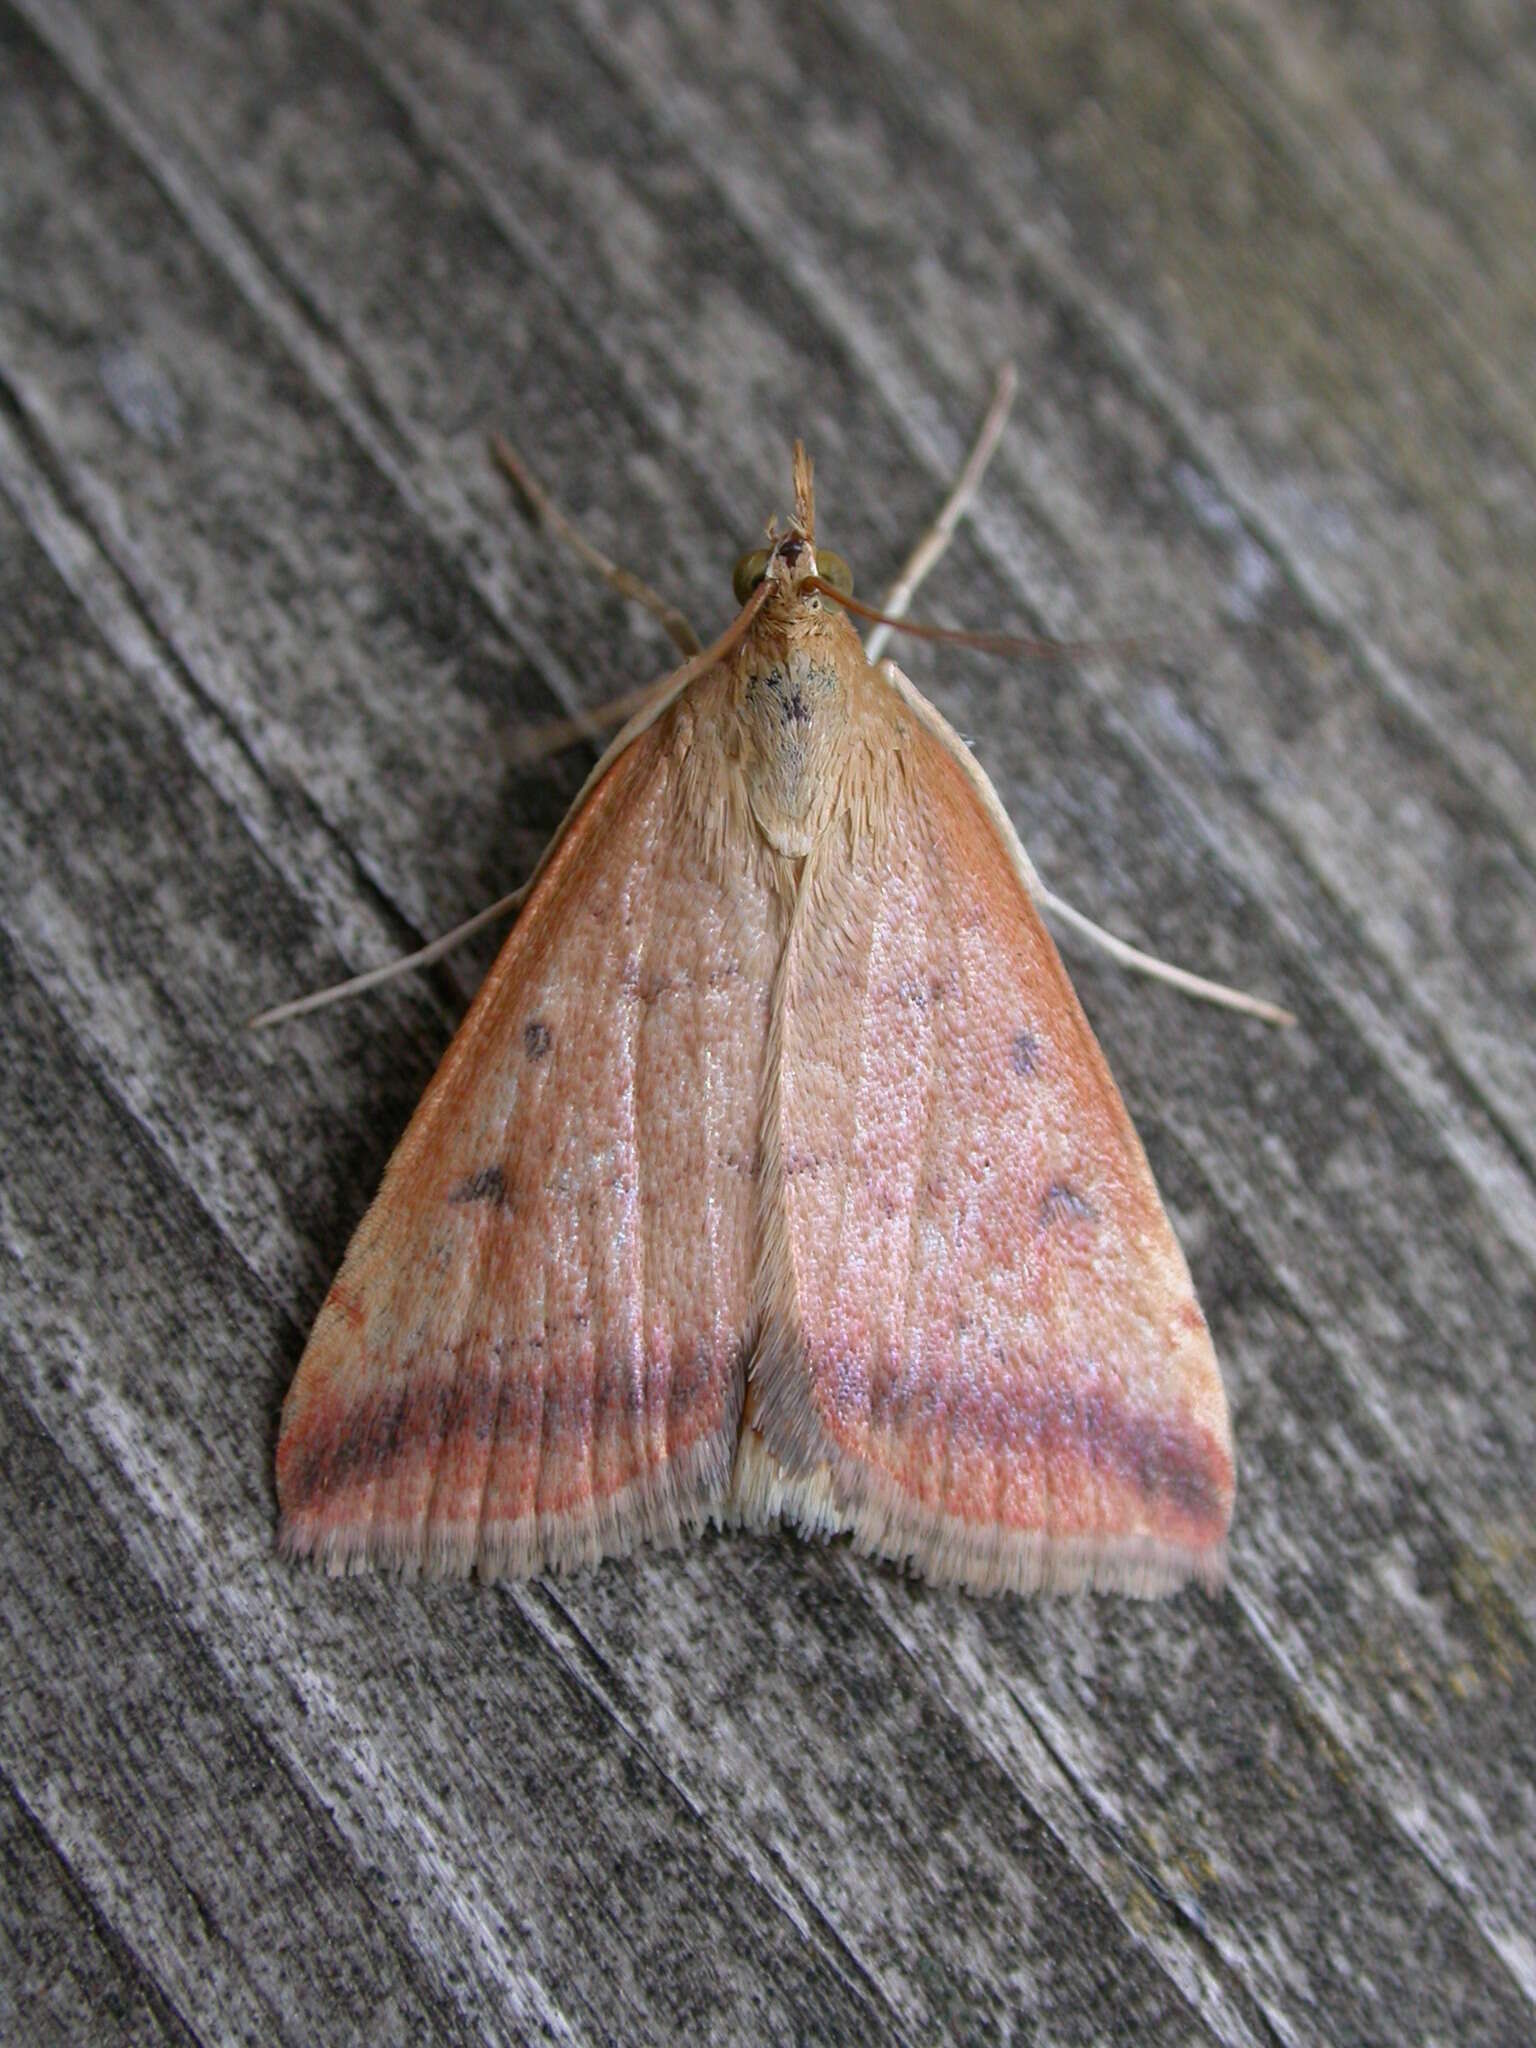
[731,538,854,607]
[730,440,854,610]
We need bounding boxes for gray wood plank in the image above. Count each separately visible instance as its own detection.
[2,0,1532,2042]
[0,1774,200,2048]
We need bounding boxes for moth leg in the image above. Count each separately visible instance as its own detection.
[1037,886,1295,1026]
[248,888,530,1031]
[864,363,1017,663]
[251,578,769,1033]
[875,661,1293,1031]
[490,433,702,658]
[504,672,689,767]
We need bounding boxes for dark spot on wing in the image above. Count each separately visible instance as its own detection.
[635,967,690,1003]
[448,1165,510,1209]
[896,971,957,1009]
[1039,1182,1096,1228]
[523,1020,552,1061]
[1011,1028,1039,1076]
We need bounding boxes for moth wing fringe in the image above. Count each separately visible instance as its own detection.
[277,1421,739,1581]
[818,1469,1229,1597]
[737,1317,1224,1595]
[728,1431,1223,1595]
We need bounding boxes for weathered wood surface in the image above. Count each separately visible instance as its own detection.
[3,2,1533,2042]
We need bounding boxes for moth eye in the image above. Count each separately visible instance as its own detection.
[814,548,854,597]
[732,548,771,604]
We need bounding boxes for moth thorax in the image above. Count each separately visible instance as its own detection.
[738,643,853,853]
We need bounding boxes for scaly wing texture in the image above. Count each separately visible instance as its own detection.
[277,704,782,1575]
[753,682,1235,1594]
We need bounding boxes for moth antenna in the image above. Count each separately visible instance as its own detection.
[1038,886,1295,1027]
[866,363,1017,662]
[489,433,702,659]
[792,441,816,541]
[815,582,1138,664]
[247,888,530,1031]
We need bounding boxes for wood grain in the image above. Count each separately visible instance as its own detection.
[2,1,1532,2041]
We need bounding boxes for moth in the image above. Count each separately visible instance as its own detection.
[275,444,1240,1595]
